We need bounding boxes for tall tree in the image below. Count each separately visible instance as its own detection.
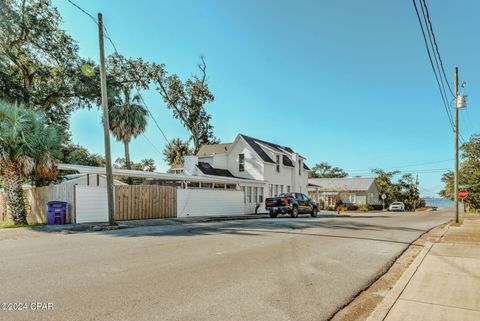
[163,138,192,167]
[0,0,101,131]
[150,57,217,153]
[440,134,480,212]
[309,162,348,178]
[107,87,147,183]
[371,168,401,206]
[0,101,63,224]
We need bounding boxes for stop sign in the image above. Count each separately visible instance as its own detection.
[458,189,468,199]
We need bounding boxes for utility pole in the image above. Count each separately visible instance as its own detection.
[454,67,459,224]
[98,13,115,226]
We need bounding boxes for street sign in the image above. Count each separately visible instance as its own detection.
[381,194,386,200]
[458,189,468,199]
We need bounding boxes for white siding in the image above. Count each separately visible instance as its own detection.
[75,186,109,223]
[177,189,244,217]
[226,138,264,180]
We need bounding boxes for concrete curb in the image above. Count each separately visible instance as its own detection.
[365,223,451,321]
[366,242,433,321]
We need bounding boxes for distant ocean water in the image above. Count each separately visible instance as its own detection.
[425,199,454,207]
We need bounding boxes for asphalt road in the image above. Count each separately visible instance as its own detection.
[0,209,452,321]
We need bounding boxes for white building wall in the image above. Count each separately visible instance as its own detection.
[227,138,264,180]
[212,153,227,169]
[177,189,244,217]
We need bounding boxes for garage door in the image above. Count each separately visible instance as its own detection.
[75,186,109,223]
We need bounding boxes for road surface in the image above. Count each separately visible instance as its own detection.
[0,209,452,321]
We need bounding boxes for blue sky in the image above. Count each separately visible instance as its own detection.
[53,0,480,197]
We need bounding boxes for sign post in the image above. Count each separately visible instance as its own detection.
[381,194,386,210]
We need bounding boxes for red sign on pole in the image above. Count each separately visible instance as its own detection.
[458,189,468,199]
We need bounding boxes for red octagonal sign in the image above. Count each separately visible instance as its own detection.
[458,189,468,199]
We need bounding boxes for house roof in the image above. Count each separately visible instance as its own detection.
[239,134,307,168]
[196,162,236,178]
[57,164,263,185]
[196,143,231,156]
[308,177,376,192]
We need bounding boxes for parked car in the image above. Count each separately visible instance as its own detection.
[265,192,318,218]
[389,202,405,212]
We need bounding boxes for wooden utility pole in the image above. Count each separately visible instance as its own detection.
[454,67,459,224]
[98,13,115,226]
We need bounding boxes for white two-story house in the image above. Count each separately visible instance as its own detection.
[182,134,310,213]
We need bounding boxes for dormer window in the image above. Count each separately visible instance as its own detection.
[275,155,280,173]
[239,154,245,172]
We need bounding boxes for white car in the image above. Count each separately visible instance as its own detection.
[389,202,405,212]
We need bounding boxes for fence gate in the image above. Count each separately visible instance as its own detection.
[114,185,177,220]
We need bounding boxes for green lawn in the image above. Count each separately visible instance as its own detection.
[0,221,45,229]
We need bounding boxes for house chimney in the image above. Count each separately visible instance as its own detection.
[183,156,198,176]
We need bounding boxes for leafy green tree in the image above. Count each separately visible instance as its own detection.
[0,101,63,224]
[114,157,156,184]
[114,158,156,172]
[150,57,218,153]
[309,162,348,178]
[0,0,101,131]
[440,134,480,212]
[397,173,420,210]
[107,87,147,171]
[371,168,401,206]
[163,138,192,167]
[60,143,105,167]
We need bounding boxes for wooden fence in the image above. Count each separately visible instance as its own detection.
[0,184,74,224]
[114,185,177,220]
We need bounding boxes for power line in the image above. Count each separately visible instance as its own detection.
[346,158,453,173]
[65,0,118,53]
[66,0,170,145]
[142,134,164,157]
[137,92,170,144]
[421,0,454,96]
[412,0,454,131]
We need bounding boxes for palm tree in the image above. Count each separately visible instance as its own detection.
[0,101,63,225]
[108,87,147,179]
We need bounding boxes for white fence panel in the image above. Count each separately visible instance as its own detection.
[177,189,244,217]
[75,186,109,223]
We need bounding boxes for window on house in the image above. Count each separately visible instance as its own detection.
[259,187,264,203]
[242,186,246,203]
[299,160,302,176]
[269,184,273,197]
[274,184,278,197]
[287,185,291,193]
[276,155,280,173]
[247,186,252,203]
[280,185,284,194]
[239,154,245,172]
[253,187,258,204]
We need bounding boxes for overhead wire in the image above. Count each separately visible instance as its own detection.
[412,0,454,131]
[66,0,169,149]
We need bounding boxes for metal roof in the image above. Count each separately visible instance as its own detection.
[57,164,264,185]
[308,177,376,191]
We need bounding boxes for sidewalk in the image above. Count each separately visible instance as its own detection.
[383,215,480,321]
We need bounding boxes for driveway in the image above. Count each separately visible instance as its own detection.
[0,209,452,321]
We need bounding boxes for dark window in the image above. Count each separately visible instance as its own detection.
[298,160,302,176]
[276,155,280,173]
[239,154,245,172]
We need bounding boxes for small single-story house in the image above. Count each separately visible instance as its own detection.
[308,177,380,208]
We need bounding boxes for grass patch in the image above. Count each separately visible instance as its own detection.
[0,220,45,229]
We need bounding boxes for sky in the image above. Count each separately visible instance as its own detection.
[52,0,480,197]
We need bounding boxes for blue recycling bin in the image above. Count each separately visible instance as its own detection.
[46,201,67,225]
